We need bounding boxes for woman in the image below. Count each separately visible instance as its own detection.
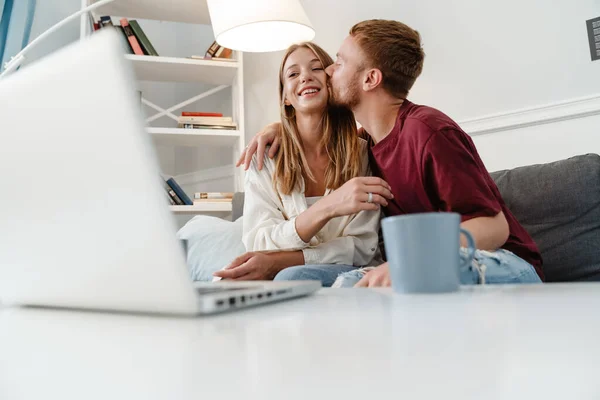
[213,42,393,286]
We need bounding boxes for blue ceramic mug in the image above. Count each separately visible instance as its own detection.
[381,212,475,293]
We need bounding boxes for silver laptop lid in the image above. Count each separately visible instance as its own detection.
[0,31,199,314]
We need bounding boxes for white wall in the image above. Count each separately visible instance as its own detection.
[472,113,600,171]
[25,1,600,177]
[26,0,82,62]
[243,0,600,171]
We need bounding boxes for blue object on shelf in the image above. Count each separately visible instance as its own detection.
[166,177,193,205]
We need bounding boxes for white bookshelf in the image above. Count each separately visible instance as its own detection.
[83,0,245,217]
[125,55,238,85]
[170,203,232,214]
[148,127,241,147]
[89,0,211,24]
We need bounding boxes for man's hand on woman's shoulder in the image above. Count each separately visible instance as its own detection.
[237,122,282,171]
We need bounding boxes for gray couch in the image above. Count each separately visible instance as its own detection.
[232,154,600,282]
[490,154,600,282]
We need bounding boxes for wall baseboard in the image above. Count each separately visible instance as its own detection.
[174,165,234,186]
[459,93,600,136]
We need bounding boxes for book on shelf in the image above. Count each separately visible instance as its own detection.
[114,25,134,54]
[119,18,144,56]
[161,179,234,207]
[100,15,114,28]
[194,192,234,200]
[205,41,219,57]
[92,16,159,57]
[201,41,233,60]
[189,55,234,62]
[162,179,184,205]
[89,11,100,31]
[164,189,176,205]
[179,124,237,130]
[165,177,193,205]
[181,112,223,117]
[193,192,233,205]
[215,47,232,59]
[193,198,233,204]
[177,114,236,130]
[205,41,233,58]
[129,20,159,56]
[179,116,233,124]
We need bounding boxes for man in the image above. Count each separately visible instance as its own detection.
[239,19,543,287]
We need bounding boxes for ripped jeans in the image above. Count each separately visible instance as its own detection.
[333,249,542,288]
[273,249,541,288]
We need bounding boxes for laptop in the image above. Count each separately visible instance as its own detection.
[0,30,320,315]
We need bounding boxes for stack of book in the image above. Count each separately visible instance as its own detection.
[177,112,237,130]
[193,192,234,205]
[161,178,233,208]
[91,15,159,57]
[162,177,193,206]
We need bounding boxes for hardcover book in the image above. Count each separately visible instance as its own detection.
[129,20,159,56]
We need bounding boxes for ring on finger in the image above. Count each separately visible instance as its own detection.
[367,192,373,203]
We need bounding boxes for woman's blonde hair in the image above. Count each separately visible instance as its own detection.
[275,42,362,195]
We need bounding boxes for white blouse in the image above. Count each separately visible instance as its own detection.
[305,196,322,207]
[242,139,383,267]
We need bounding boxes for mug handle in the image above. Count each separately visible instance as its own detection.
[459,228,476,269]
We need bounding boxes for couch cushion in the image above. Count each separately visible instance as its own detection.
[176,215,246,281]
[490,154,600,282]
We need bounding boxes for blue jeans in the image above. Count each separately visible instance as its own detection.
[333,249,542,288]
[274,264,358,287]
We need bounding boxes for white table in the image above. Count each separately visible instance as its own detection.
[1,284,599,400]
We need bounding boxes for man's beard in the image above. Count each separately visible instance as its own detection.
[330,76,360,109]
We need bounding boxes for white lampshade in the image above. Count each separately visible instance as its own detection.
[206,0,316,52]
